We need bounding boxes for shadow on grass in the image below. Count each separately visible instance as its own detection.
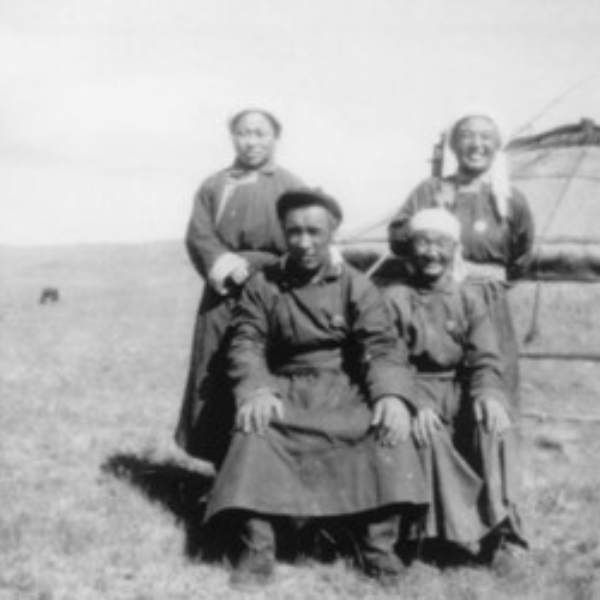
[100,454,492,572]
[101,452,218,560]
[99,452,368,566]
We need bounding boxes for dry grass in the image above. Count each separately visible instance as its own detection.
[1,243,599,599]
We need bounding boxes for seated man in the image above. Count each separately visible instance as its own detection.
[202,189,429,587]
[384,208,527,565]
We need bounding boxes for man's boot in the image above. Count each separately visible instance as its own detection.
[230,515,276,588]
[361,511,404,588]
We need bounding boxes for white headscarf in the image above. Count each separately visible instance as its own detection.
[408,208,462,242]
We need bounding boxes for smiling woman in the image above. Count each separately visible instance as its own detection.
[450,116,502,176]
[388,113,535,415]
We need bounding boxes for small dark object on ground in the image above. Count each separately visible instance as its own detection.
[39,287,60,305]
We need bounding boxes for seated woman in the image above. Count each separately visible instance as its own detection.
[202,189,429,588]
[384,208,527,565]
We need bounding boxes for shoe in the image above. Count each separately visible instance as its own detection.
[361,512,404,587]
[477,534,524,573]
[489,542,525,575]
[363,553,405,588]
[416,539,480,569]
[229,549,275,589]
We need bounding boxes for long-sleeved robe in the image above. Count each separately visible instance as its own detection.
[175,162,303,464]
[203,260,428,523]
[388,176,535,414]
[385,279,526,547]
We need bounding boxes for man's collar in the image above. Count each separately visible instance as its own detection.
[278,255,342,288]
[409,273,455,295]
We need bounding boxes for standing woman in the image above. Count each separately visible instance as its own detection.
[388,114,535,415]
[175,109,304,466]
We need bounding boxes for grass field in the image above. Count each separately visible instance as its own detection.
[1,242,600,599]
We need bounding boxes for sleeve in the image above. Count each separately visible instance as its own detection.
[348,274,417,408]
[185,176,241,282]
[227,274,278,405]
[388,178,437,257]
[383,286,440,413]
[506,188,536,281]
[460,289,509,408]
[280,168,305,190]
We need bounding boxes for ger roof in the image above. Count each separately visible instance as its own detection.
[507,118,600,245]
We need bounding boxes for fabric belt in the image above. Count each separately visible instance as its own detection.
[416,370,456,381]
[460,260,506,283]
[275,350,343,375]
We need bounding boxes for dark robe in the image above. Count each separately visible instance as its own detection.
[175,162,303,464]
[385,280,526,547]
[388,176,535,415]
[203,260,428,523]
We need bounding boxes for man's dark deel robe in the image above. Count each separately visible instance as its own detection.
[175,162,303,464]
[203,260,429,523]
[388,176,535,415]
[385,279,526,547]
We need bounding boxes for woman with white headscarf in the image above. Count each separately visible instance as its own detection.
[385,208,526,566]
[175,109,304,466]
[388,114,535,416]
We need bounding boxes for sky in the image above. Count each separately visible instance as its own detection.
[1,0,600,245]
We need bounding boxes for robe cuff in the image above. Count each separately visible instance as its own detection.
[472,387,509,410]
[410,395,440,414]
[369,374,417,412]
[236,386,279,408]
[208,252,248,295]
[372,394,416,414]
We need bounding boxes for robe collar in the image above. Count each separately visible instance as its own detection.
[439,173,491,198]
[408,272,456,295]
[277,255,342,289]
[228,159,277,179]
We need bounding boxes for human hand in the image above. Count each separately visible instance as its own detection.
[474,397,511,434]
[371,396,411,447]
[228,262,250,286]
[209,253,250,295]
[236,390,284,435]
[412,407,444,447]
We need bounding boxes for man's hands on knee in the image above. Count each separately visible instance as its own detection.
[371,396,411,447]
[474,397,511,434]
[413,407,444,447]
[236,389,284,435]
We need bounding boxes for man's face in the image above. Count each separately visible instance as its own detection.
[451,116,501,176]
[231,112,278,169]
[409,230,457,281]
[283,206,334,274]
